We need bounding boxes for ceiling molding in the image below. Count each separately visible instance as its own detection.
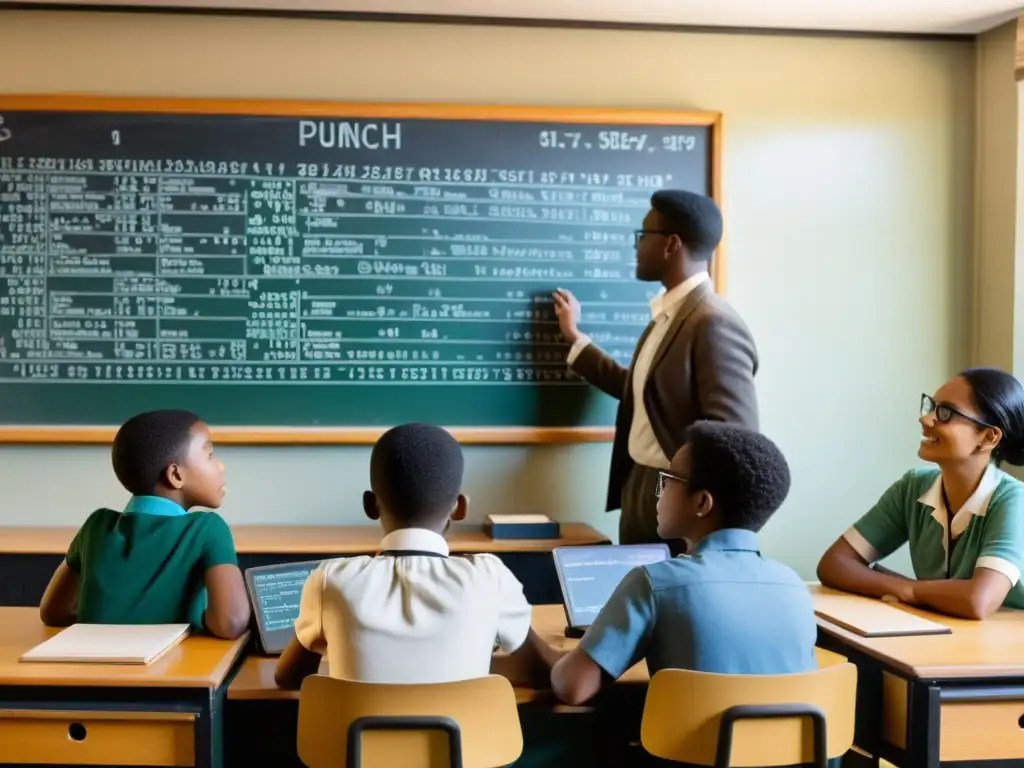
[0,0,1012,36]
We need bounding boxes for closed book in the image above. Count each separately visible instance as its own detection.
[484,514,560,540]
[20,623,190,665]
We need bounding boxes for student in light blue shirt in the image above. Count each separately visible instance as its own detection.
[551,421,816,706]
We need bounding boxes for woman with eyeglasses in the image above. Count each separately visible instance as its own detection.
[817,367,1024,619]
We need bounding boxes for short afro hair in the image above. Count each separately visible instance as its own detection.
[650,189,723,260]
[111,409,203,496]
[684,421,791,532]
[370,423,464,525]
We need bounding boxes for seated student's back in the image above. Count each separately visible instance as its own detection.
[39,410,250,639]
[631,536,813,675]
[552,422,815,706]
[298,534,527,683]
[275,423,559,689]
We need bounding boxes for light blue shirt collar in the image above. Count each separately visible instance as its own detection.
[123,495,187,517]
[693,528,760,554]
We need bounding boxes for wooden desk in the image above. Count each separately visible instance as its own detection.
[812,585,1024,768]
[0,607,247,767]
[228,603,648,707]
[0,522,609,607]
[0,522,607,556]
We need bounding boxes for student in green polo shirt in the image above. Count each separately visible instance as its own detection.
[818,367,1024,619]
[39,409,250,639]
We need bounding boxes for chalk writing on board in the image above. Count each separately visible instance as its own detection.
[0,167,680,384]
[0,106,713,429]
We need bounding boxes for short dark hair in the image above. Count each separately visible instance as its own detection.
[111,409,203,496]
[684,421,791,531]
[650,189,723,260]
[960,367,1024,467]
[370,423,464,524]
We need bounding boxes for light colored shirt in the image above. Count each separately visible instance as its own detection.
[567,272,710,469]
[844,464,1024,607]
[578,528,817,678]
[292,527,532,684]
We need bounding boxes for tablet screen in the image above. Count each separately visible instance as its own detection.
[245,559,322,654]
[554,544,670,628]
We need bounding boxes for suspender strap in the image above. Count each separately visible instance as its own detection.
[378,549,448,558]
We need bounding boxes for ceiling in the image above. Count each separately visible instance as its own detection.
[3,0,1022,35]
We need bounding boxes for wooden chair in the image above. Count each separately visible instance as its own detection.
[296,674,523,768]
[640,648,857,768]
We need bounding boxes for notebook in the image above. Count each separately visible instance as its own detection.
[814,594,951,638]
[20,623,190,664]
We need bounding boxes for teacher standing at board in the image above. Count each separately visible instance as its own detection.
[553,190,758,553]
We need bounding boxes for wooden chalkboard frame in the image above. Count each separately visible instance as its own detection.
[0,94,723,445]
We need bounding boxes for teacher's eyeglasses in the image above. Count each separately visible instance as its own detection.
[920,394,995,429]
[634,229,674,247]
[656,471,689,498]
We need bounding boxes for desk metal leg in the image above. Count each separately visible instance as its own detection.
[195,686,226,768]
[905,681,940,768]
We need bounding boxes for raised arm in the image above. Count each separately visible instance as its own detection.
[693,312,759,428]
[570,343,631,399]
[553,288,630,400]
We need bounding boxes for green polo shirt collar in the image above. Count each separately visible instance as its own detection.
[917,464,1000,565]
[123,496,187,517]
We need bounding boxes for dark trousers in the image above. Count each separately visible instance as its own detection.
[619,463,686,557]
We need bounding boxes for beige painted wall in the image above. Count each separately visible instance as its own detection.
[0,11,976,577]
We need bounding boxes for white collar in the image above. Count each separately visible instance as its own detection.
[919,464,1001,551]
[378,527,450,556]
[649,272,709,319]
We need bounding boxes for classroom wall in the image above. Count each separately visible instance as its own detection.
[1019,77,1024,376]
[974,21,1018,373]
[0,10,976,577]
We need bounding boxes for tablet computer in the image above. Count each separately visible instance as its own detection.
[552,543,671,638]
[244,559,323,655]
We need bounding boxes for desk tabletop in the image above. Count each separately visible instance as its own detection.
[227,604,647,704]
[811,585,1024,680]
[0,607,248,688]
[0,522,609,556]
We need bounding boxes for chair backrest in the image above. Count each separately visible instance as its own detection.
[296,674,523,768]
[640,648,857,767]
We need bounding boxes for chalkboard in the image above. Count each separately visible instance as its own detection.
[0,96,721,443]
